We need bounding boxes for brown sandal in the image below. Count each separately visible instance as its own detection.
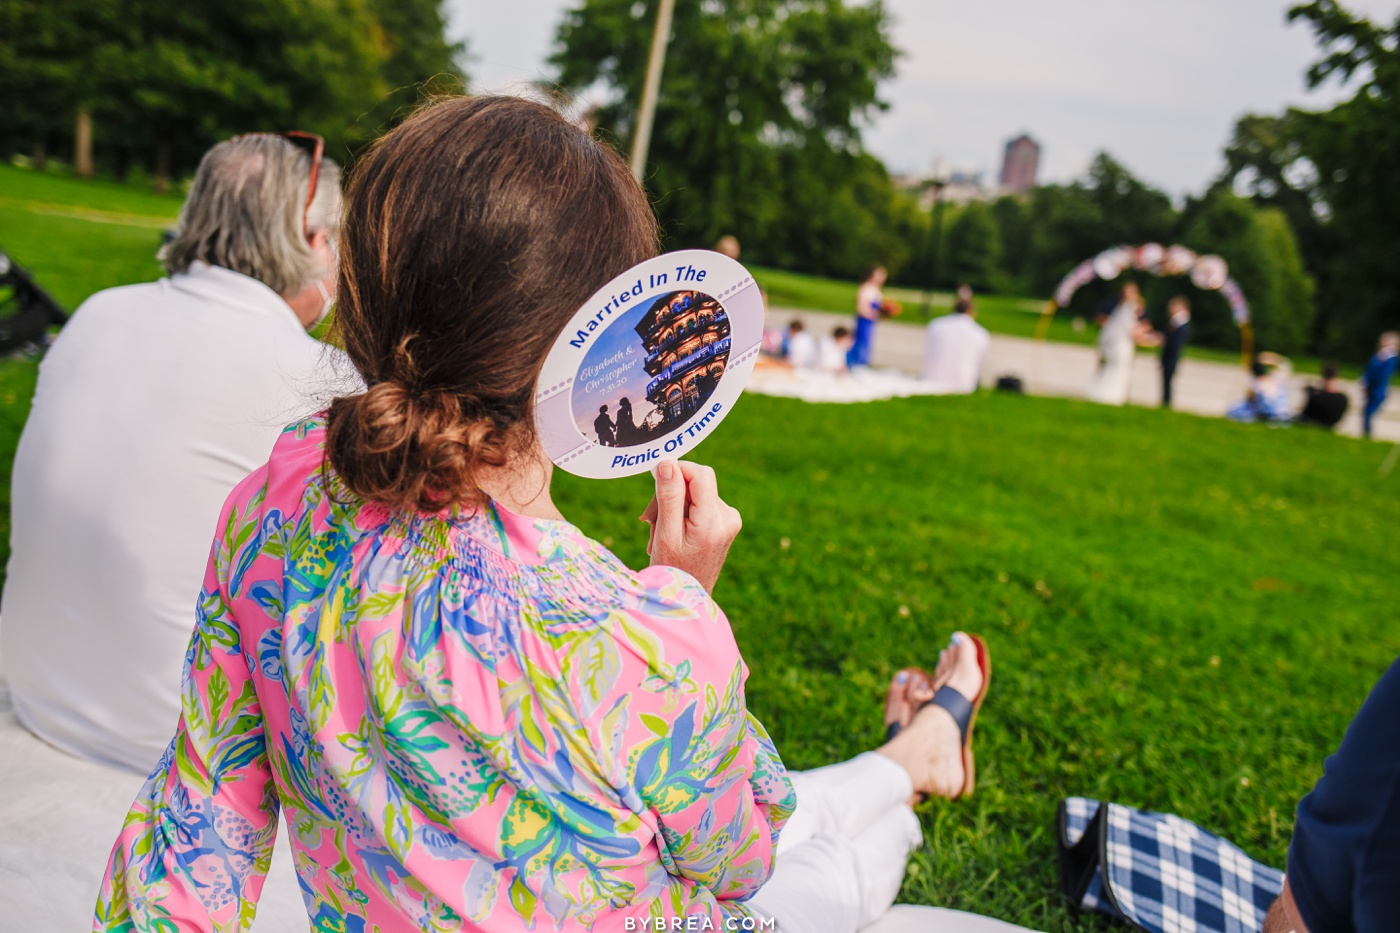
[885,634,991,799]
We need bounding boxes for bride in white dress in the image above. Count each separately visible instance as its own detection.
[1088,281,1158,405]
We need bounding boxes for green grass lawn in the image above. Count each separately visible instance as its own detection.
[0,163,176,310]
[2,164,1398,930]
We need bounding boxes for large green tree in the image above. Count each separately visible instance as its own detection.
[551,0,908,277]
[1179,192,1315,355]
[1217,1,1400,359]
[989,194,1033,293]
[1021,153,1177,295]
[0,0,464,182]
[350,0,465,147]
[105,0,391,183]
[945,200,1003,292]
[0,0,107,165]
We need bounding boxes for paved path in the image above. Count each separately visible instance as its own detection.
[774,308,1400,443]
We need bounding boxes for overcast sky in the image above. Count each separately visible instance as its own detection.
[446,0,1399,196]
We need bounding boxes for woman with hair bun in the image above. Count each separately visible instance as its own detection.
[94,96,992,933]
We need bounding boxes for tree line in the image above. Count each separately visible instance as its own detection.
[1,0,1394,361]
[553,0,911,280]
[0,0,463,188]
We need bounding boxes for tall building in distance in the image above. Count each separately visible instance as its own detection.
[999,134,1041,193]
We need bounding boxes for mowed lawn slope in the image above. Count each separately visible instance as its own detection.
[3,166,1398,930]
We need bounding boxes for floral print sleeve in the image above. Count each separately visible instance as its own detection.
[95,471,280,932]
[95,419,795,932]
[621,569,792,908]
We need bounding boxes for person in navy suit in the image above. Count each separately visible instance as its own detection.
[1159,296,1191,409]
[1360,331,1398,438]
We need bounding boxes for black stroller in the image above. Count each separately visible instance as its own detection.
[0,246,68,354]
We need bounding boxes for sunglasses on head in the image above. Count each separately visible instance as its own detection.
[235,131,324,243]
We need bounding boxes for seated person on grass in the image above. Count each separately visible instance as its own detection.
[1228,352,1293,424]
[0,133,343,774]
[921,283,990,395]
[1295,365,1349,431]
[822,325,856,373]
[93,95,1005,933]
[787,318,820,369]
[1263,657,1400,933]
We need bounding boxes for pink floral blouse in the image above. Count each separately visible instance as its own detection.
[94,418,795,932]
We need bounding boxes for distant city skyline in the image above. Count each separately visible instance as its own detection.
[447,0,1400,196]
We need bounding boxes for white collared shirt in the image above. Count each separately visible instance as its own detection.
[0,263,347,772]
[921,312,990,394]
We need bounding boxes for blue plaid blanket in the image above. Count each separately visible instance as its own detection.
[1057,797,1284,933]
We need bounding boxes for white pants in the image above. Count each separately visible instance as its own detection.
[747,752,923,933]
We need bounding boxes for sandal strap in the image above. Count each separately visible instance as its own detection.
[929,685,974,745]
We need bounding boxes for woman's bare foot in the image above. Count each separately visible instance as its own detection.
[877,633,984,802]
[887,633,969,732]
[930,638,959,690]
[883,668,935,734]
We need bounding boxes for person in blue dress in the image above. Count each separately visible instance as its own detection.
[849,266,887,368]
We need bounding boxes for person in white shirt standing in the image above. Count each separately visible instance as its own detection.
[921,284,990,394]
[1,133,345,774]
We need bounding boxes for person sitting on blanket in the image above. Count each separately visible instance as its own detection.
[0,132,344,774]
[1295,365,1349,431]
[94,94,995,933]
[1263,656,1400,933]
[822,325,856,373]
[787,318,820,369]
[1227,352,1293,424]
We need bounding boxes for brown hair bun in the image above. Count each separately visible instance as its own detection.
[326,381,510,513]
[324,95,659,513]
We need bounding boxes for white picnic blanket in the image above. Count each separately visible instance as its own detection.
[0,676,308,932]
[0,672,1034,933]
[747,365,951,404]
[867,905,1040,931]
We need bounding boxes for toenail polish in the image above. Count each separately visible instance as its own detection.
[896,671,908,683]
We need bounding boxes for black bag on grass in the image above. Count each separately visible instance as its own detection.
[1056,797,1283,933]
[0,246,67,354]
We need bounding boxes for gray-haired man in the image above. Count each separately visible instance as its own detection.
[1,134,344,773]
